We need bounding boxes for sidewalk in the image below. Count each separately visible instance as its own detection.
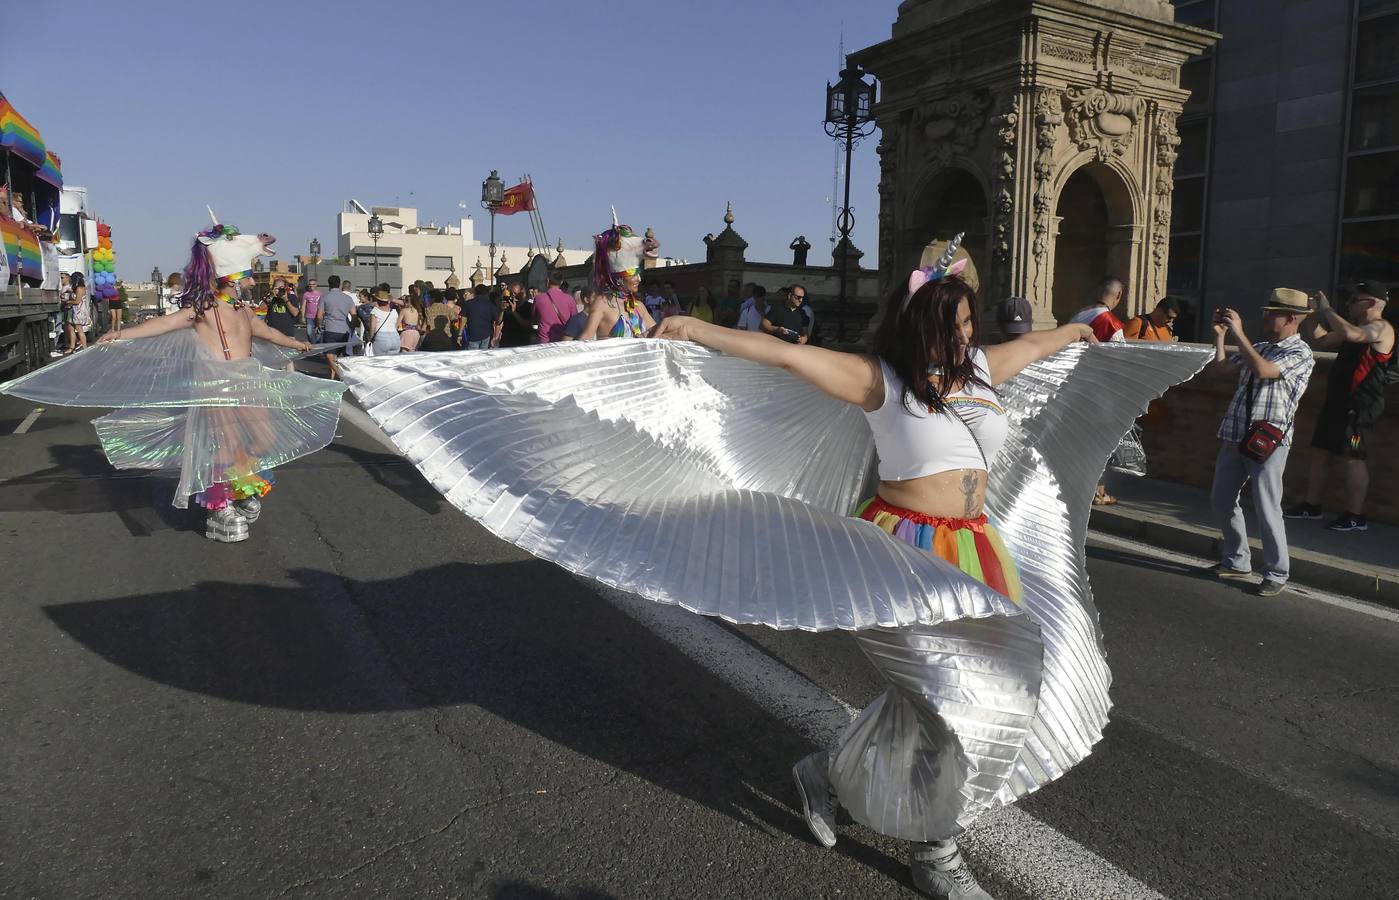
[1090,474,1399,607]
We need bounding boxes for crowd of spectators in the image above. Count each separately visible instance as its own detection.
[289,273,827,364]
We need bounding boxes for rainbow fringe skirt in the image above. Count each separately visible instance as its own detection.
[856,495,1022,604]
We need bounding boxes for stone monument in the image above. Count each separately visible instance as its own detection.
[852,0,1217,330]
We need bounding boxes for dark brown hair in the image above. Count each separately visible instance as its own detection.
[871,274,988,414]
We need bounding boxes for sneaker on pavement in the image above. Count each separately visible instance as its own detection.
[205,507,249,543]
[1283,503,1323,520]
[1326,512,1368,532]
[235,496,262,524]
[1254,578,1286,597]
[911,841,995,900]
[1205,563,1253,581]
[791,751,839,849]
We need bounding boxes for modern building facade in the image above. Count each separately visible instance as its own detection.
[1166,0,1399,338]
[335,203,593,294]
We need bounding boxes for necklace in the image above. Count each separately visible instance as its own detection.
[609,292,644,337]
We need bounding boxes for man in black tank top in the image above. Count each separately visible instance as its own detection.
[1286,283,1396,531]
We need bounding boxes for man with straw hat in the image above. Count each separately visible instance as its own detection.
[1204,288,1316,597]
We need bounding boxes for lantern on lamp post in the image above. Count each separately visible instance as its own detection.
[824,61,877,342]
[367,214,384,294]
[481,170,505,286]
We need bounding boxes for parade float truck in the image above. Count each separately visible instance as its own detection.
[1,91,80,382]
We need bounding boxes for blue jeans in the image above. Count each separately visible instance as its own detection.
[465,338,491,350]
[1209,441,1292,582]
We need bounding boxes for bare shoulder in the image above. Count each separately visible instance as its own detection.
[784,346,883,411]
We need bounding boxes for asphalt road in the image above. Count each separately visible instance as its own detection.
[1,394,1397,900]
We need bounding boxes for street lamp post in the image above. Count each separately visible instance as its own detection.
[481,170,504,286]
[367,214,383,294]
[308,237,321,289]
[151,266,163,315]
[824,61,877,342]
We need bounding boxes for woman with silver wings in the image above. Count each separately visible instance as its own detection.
[339,230,1212,899]
[1,210,347,543]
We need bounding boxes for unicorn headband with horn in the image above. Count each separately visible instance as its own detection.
[900,232,968,314]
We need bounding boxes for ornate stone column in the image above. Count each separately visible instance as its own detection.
[852,0,1216,331]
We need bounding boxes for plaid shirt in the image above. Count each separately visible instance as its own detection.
[1217,334,1315,444]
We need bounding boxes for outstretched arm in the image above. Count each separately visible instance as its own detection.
[982,323,1097,385]
[96,309,195,343]
[249,313,312,351]
[651,316,881,409]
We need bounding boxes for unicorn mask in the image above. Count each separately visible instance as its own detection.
[177,208,277,314]
[593,208,659,293]
[196,208,276,284]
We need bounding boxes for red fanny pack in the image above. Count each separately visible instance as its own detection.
[1239,421,1285,462]
[1238,375,1284,463]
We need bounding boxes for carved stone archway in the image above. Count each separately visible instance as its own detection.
[1050,159,1139,322]
[854,0,1216,331]
[907,168,991,280]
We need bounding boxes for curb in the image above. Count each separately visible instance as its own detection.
[1089,505,1399,609]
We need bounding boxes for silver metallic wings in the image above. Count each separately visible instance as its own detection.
[341,341,1025,631]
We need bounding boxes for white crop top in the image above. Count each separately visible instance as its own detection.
[863,349,1009,481]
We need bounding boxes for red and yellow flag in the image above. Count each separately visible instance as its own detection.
[496,182,536,216]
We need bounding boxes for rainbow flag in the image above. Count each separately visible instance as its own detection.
[0,217,43,279]
[35,150,62,188]
[0,92,46,168]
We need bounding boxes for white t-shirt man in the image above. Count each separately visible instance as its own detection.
[736,296,765,331]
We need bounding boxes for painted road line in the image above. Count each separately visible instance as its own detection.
[596,584,1171,900]
[1087,529,1399,625]
[14,407,44,434]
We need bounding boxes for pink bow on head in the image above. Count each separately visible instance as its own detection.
[906,256,968,297]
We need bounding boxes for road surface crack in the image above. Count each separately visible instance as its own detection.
[271,772,625,896]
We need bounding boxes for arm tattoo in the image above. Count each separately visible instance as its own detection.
[961,471,979,517]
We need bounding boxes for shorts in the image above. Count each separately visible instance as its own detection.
[322,331,350,349]
[1310,405,1374,460]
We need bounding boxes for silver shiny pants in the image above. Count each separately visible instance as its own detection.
[827,615,1044,842]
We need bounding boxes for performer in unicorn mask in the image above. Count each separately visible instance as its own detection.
[580,210,661,339]
[338,231,1213,898]
[2,210,347,543]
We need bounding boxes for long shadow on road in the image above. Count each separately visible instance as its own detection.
[40,559,919,894]
[0,442,189,536]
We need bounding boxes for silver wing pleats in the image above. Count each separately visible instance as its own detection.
[340,338,1212,833]
[1,331,347,505]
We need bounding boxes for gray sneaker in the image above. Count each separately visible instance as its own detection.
[911,841,994,899]
[1205,563,1253,582]
[1254,578,1286,597]
[205,507,249,543]
[235,496,262,524]
[791,751,838,848]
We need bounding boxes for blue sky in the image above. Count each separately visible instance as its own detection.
[5,0,896,282]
